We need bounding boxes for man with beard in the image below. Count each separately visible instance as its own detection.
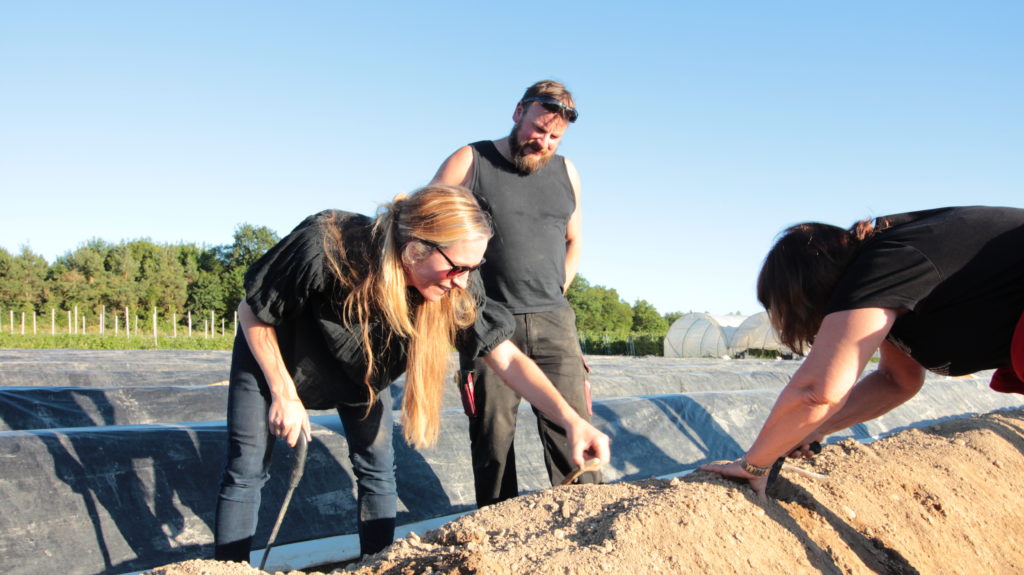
[430,80,599,507]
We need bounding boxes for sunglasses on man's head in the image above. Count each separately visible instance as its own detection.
[521,96,578,123]
[421,240,486,278]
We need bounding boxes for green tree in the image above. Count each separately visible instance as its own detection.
[566,275,633,333]
[134,241,188,315]
[594,288,633,333]
[186,245,227,317]
[0,248,10,308]
[631,299,668,334]
[50,241,113,314]
[177,243,204,283]
[103,242,142,311]
[219,223,279,316]
[663,311,684,326]
[62,238,109,279]
[0,247,50,312]
[226,223,279,268]
[187,270,227,316]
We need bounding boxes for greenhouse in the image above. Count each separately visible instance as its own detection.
[663,312,792,358]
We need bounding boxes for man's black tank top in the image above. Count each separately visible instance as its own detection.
[469,140,575,314]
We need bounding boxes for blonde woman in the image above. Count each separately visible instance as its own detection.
[215,185,610,561]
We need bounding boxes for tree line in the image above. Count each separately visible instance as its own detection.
[0,225,682,338]
[0,224,279,333]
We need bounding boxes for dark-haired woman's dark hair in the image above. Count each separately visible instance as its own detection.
[757,217,882,353]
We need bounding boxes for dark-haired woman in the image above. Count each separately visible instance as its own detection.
[214,185,610,561]
[703,206,1024,500]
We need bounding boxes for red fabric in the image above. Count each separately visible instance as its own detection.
[989,312,1024,394]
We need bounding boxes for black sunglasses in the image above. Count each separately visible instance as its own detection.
[421,240,486,278]
[521,96,578,123]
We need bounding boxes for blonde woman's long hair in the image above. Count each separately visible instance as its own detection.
[323,185,491,448]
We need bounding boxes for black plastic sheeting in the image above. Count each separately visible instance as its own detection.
[0,386,229,431]
[1,349,1021,575]
[0,418,353,575]
[0,396,772,575]
[0,349,230,388]
[0,352,803,431]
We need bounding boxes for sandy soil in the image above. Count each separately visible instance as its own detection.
[146,408,1024,575]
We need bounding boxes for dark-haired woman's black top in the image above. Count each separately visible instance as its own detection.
[242,209,513,409]
[825,206,1024,376]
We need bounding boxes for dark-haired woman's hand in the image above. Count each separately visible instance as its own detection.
[699,459,770,503]
[789,434,825,458]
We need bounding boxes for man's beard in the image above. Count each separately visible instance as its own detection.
[509,122,553,175]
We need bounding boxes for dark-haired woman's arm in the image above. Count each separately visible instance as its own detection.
[702,307,898,500]
[804,338,926,439]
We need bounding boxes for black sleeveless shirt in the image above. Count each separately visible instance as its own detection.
[469,140,575,314]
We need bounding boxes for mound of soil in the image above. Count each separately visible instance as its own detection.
[147,408,1024,575]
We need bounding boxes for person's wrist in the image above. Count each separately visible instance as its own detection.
[738,455,772,477]
[562,410,584,429]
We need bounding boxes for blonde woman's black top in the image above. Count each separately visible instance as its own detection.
[243,210,514,409]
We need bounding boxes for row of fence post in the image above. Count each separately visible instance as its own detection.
[1,307,237,343]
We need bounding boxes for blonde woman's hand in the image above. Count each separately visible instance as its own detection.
[566,417,611,470]
[268,396,311,448]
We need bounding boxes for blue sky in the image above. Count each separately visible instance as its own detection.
[2,2,1021,316]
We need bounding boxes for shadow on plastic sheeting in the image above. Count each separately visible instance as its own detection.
[394,433,474,523]
[594,395,743,481]
[647,394,745,466]
[0,387,121,431]
[0,385,231,431]
[3,420,370,575]
[25,425,223,575]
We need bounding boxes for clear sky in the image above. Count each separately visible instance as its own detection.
[2,2,1021,316]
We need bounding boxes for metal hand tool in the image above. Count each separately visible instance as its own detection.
[259,433,309,571]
